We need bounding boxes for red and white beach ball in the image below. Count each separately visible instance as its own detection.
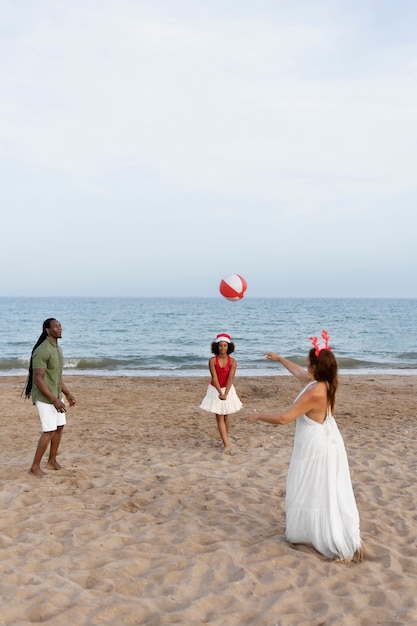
[219,273,248,301]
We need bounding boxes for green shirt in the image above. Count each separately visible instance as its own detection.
[31,337,64,405]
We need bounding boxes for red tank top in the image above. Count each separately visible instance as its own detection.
[210,355,231,388]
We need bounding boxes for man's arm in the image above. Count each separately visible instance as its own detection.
[33,369,67,413]
[61,382,76,406]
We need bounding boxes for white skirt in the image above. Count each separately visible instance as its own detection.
[199,384,242,415]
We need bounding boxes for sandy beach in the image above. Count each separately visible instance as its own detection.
[1,374,417,626]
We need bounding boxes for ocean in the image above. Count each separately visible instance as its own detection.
[0,297,416,377]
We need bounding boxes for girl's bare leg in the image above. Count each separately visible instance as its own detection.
[216,415,229,449]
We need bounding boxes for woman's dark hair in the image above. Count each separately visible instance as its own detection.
[211,341,235,355]
[308,347,338,412]
[23,318,57,399]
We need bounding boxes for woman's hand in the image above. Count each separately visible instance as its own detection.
[246,409,259,425]
[264,352,280,361]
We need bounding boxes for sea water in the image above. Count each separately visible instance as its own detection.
[0,297,416,377]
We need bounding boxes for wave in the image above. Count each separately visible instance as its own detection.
[1,355,416,376]
[64,357,209,371]
[398,352,417,359]
[0,358,29,371]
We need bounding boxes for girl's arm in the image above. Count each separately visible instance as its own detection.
[264,352,310,383]
[208,357,222,394]
[224,357,237,397]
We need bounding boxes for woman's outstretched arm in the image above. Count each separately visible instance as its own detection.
[264,352,310,383]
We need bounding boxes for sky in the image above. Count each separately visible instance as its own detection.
[1,0,417,298]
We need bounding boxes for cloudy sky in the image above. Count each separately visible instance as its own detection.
[1,0,416,298]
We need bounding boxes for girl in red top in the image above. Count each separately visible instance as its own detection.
[199,333,242,453]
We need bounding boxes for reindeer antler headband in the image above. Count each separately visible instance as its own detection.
[309,330,331,357]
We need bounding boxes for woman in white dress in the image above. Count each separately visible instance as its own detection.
[246,331,363,563]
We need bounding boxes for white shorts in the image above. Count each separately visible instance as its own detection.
[35,401,66,432]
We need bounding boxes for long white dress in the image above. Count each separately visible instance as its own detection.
[285,382,362,561]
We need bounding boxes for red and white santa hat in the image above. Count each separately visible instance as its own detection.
[215,333,231,343]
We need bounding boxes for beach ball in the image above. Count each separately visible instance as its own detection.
[219,273,248,301]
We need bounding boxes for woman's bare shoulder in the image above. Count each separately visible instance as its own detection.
[304,380,327,398]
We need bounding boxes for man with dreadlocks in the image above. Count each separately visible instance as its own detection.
[24,318,76,477]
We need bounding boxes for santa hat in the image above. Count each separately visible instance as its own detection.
[215,333,231,343]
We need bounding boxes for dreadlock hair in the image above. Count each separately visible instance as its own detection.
[308,347,338,412]
[23,318,57,399]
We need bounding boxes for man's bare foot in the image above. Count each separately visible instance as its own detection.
[46,461,63,470]
[223,445,232,455]
[29,467,47,478]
